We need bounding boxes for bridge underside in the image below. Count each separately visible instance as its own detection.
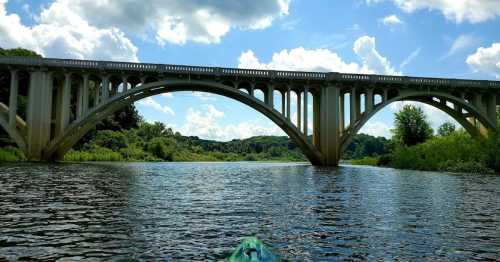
[0,57,499,166]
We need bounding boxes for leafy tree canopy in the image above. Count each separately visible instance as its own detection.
[437,122,456,137]
[393,105,433,146]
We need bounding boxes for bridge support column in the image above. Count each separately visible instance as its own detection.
[94,80,100,107]
[350,87,357,127]
[82,74,90,114]
[26,71,53,161]
[264,85,274,108]
[303,87,308,135]
[297,92,302,129]
[318,85,340,166]
[312,92,320,147]
[339,92,344,133]
[8,70,18,127]
[487,95,497,128]
[286,88,291,120]
[365,88,373,113]
[281,91,286,116]
[76,81,83,119]
[101,75,110,103]
[55,73,72,136]
[122,76,128,92]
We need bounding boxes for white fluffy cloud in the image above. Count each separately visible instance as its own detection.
[50,0,290,45]
[380,14,403,26]
[137,97,175,116]
[0,0,139,61]
[239,35,400,75]
[359,121,393,138]
[1,0,289,59]
[368,0,500,23]
[466,43,500,79]
[180,104,284,141]
[353,36,401,75]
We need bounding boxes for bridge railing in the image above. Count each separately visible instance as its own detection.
[0,56,499,88]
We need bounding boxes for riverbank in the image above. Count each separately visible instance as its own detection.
[349,131,500,174]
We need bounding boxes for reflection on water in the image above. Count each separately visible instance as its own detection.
[0,162,499,261]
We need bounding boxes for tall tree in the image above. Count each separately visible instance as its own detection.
[393,105,433,146]
[437,122,456,136]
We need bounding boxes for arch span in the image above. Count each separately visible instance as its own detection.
[44,80,324,164]
[340,90,497,154]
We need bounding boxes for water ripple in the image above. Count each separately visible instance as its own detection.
[0,162,499,261]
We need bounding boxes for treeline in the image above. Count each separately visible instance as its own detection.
[65,121,307,162]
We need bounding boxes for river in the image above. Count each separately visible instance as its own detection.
[0,162,499,261]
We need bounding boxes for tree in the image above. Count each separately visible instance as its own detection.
[437,122,456,137]
[393,105,433,146]
[145,137,176,160]
[92,130,128,151]
[137,121,173,141]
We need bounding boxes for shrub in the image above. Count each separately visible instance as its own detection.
[0,146,26,162]
[351,156,379,166]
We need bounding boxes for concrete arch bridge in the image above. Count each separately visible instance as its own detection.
[0,57,499,166]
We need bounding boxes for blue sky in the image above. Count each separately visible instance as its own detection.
[1,0,499,140]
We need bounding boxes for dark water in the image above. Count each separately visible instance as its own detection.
[0,162,499,261]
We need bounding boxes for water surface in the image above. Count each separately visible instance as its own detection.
[0,162,499,261]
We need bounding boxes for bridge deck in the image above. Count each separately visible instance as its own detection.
[1,56,499,89]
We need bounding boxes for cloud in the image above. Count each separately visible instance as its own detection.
[353,36,401,75]
[0,0,289,59]
[179,104,284,141]
[193,92,217,101]
[380,14,403,26]
[0,0,139,61]
[137,97,175,116]
[161,93,174,98]
[400,47,421,68]
[367,0,500,23]
[50,0,290,45]
[359,121,393,138]
[466,42,500,79]
[441,34,480,60]
[239,35,400,75]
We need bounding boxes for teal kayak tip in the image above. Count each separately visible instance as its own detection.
[227,237,283,262]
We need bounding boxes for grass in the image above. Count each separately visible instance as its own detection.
[0,146,26,162]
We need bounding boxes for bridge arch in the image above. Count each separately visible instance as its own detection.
[43,79,324,164]
[0,116,26,151]
[340,90,497,154]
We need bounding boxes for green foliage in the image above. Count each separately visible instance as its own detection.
[344,134,390,159]
[351,156,380,166]
[145,137,176,160]
[437,122,456,137]
[64,147,123,161]
[393,105,433,146]
[388,130,497,173]
[481,132,500,172]
[0,146,26,162]
[93,130,128,151]
[0,48,41,57]
[74,104,142,150]
[137,121,173,141]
